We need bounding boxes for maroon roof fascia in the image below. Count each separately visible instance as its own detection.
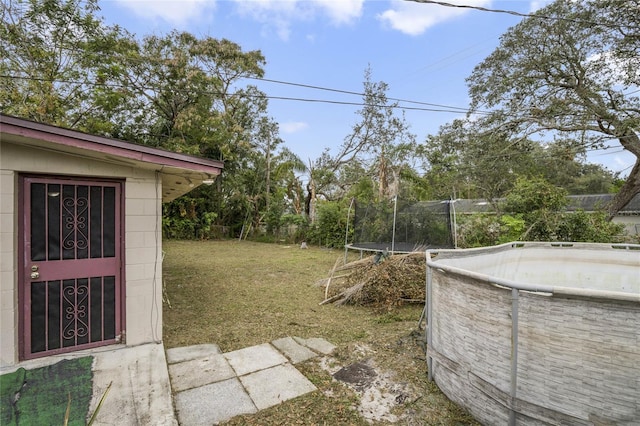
[0,114,223,174]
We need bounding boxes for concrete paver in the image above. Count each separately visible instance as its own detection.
[166,343,221,364]
[174,378,257,425]
[21,336,334,426]
[240,363,317,410]
[169,336,335,424]
[294,336,337,355]
[272,336,318,364]
[168,353,235,392]
[224,343,288,376]
[90,343,178,425]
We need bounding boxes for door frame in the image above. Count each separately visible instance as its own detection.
[17,174,126,360]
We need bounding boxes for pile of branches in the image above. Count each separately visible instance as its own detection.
[318,253,426,310]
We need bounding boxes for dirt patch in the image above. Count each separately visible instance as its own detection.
[333,361,377,391]
[320,346,416,423]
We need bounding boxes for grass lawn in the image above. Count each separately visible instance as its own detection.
[162,240,478,425]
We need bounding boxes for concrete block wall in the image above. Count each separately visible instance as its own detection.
[0,170,17,367]
[124,176,163,346]
[0,142,163,366]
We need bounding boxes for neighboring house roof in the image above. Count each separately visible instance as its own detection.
[566,194,640,214]
[0,114,223,202]
[450,199,495,214]
[450,194,640,215]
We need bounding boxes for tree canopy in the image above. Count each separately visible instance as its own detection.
[0,0,127,129]
[466,0,640,217]
[307,67,417,209]
[0,0,635,246]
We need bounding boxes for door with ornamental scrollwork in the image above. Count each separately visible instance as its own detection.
[19,175,124,360]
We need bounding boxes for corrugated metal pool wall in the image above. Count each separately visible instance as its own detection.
[426,243,640,425]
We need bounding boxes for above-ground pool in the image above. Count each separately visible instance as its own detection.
[425,242,640,426]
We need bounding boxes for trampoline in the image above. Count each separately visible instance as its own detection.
[344,197,456,258]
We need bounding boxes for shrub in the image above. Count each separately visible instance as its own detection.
[556,210,625,243]
[308,201,351,248]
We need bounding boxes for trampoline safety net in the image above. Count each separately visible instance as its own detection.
[351,199,455,252]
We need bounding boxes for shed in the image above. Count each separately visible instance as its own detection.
[0,114,223,366]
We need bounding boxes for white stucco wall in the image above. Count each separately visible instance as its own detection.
[0,142,163,367]
[614,215,640,238]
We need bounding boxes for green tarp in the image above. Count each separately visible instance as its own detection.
[1,356,93,425]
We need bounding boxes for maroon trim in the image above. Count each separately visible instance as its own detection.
[18,174,127,360]
[18,175,26,360]
[1,114,223,174]
[118,178,126,341]
[35,258,119,280]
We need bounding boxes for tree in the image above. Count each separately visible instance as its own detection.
[272,147,307,215]
[533,139,618,194]
[0,2,268,170]
[111,32,266,158]
[466,0,640,218]
[422,118,539,202]
[105,30,270,238]
[338,66,416,201]
[307,66,417,213]
[0,0,131,131]
[455,176,625,247]
[500,176,625,242]
[422,117,618,204]
[238,117,306,237]
[1,0,300,240]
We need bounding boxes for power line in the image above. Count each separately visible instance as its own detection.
[2,72,631,174]
[3,73,637,132]
[0,73,477,115]
[249,76,474,112]
[0,39,481,114]
[389,37,494,86]
[3,43,475,112]
[403,0,624,29]
[264,94,471,113]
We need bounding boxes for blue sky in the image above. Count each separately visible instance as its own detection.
[98,0,633,176]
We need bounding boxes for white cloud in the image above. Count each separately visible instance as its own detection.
[113,0,214,27]
[529,1,551,13]
[377,0,492,36]
[314,0,363,25]
[587,51,639,88]
[232,0,363,41]
[280,121,309,134]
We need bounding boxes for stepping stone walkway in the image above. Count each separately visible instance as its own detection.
[166,337,336,425]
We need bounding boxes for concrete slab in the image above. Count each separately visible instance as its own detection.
[166,343,221,364]
[168,354,235,392]
[89,343,177,425]
[240,364,317,410]
[174,378,257,425]
[271,337,318,364]
[294,337,337,355]
[224,343,288,376]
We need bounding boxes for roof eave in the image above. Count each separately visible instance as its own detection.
[1,114,224,202]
